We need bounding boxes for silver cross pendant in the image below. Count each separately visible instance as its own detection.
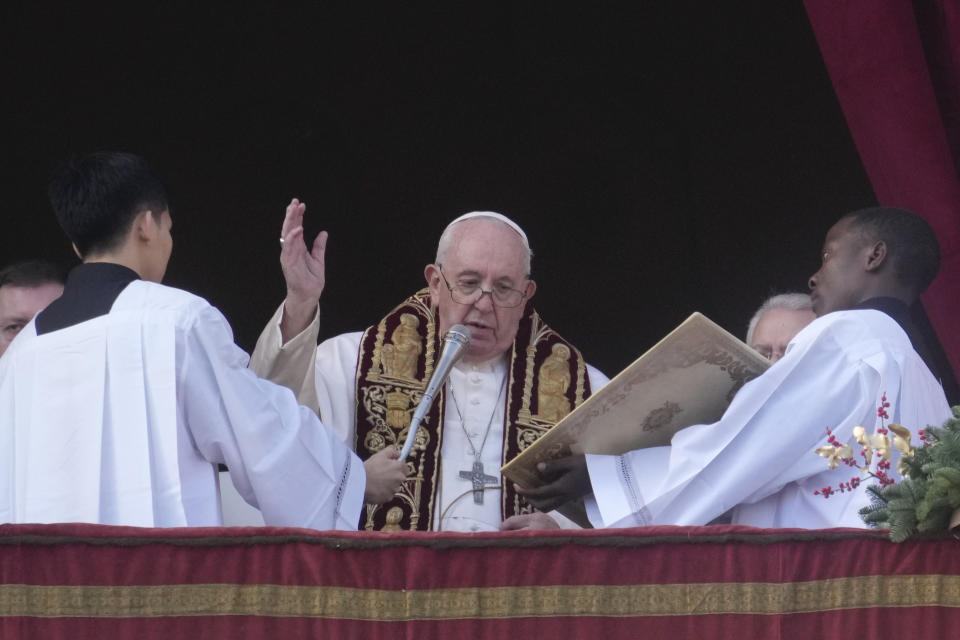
[459,460,498,504]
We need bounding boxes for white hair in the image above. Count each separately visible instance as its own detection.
[435,211,533,275]
[745,292,814,344]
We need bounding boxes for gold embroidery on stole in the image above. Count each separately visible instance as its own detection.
[356,291,440,532]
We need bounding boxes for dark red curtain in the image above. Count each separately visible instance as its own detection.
[3,523,960,639]
[804,0,960,387]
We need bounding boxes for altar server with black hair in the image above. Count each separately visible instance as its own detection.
[0,151,406,528]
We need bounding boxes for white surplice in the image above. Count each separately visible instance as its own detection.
[250,303,608,531]
[0,281,365,529]
[584,309,953,529]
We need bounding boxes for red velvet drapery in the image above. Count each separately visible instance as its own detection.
[3,523,960,638]
[804,0,960,384]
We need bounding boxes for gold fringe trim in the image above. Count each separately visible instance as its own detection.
[2,574,960,620]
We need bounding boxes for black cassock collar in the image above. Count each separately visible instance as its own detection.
[36,262,139,335]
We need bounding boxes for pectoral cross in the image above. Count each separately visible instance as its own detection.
[459,460,498,504]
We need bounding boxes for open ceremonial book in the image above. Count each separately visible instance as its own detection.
[501,312,771,527]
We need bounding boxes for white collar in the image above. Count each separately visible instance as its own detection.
[455,354,508,375]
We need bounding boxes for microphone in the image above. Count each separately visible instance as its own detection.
[398,324,471,461]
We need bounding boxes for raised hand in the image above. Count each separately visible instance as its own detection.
[362,447,408,505]
[278,198,328,340]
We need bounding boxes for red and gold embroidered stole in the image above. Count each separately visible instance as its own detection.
[354,289,592,531]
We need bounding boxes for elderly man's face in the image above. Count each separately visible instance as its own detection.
[750,307,816,363]
[0,282,64,357]
[425,219,536,364]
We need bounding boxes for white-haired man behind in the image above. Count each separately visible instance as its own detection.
[250,200,608,533]
[746,292,816,363]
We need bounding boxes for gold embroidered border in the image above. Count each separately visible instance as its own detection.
[3,575,960,620]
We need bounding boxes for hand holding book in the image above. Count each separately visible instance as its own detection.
[513,455,591,513]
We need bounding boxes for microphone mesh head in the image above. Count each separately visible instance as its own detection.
[446,324,472,346]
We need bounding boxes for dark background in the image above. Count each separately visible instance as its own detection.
[1,3,876,377]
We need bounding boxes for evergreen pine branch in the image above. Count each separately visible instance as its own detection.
[857,407,960,541]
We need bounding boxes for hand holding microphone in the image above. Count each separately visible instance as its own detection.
[363,447,408,504]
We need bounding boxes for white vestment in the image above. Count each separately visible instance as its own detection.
[0,280,365,529]
[250,303,608,531]
[584,309,953,529]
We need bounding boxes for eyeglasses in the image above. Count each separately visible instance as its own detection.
[437,265,530,308]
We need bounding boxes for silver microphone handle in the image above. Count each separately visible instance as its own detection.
[398,325,471,461]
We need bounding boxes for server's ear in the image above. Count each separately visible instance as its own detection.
[864,240,887,273]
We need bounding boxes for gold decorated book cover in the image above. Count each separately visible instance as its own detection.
[502,312,770,524]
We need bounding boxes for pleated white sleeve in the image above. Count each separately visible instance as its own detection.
[178,297,366,530]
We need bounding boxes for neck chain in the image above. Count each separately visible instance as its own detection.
[447,371,507,460]
[448,370,507,506]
